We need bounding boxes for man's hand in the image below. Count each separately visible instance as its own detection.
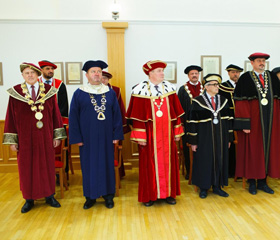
[175,137,180,142]
[53,139,61,148]
[243,129,250,134]
[138,141,147,146]
[10,144,18,152]
[113,140,119,144]
[191,145,198,152]
[228,142,231,148]
[77,142,84,146]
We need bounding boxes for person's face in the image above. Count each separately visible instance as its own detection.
[41,66,54,79]
[149,68,165,84]
[276,72,280,80]
[251,58,266,72]
[228,70,241,83]
[205,81,219,96]
[22,67,39,85]
[101,76,109,85]
[86,67,102,85]
[188,70,199,83]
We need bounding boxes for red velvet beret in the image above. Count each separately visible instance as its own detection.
[102,71,113,79]
[248,52,270,61]
[38,60,57,69]
[20,62,42,76]
[142,60,167,75]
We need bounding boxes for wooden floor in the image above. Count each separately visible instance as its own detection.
[1,170,280,240]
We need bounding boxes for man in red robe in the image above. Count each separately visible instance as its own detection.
[178,65,203,180]
[38,60,68,125]
[2,63,66,213]
[126,60,184,206]
[234,53,280,195]
[102,71,130,178]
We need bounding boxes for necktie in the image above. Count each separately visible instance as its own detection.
[154,85,161,95]
[46,80,51,85]
[259,74,264,88]
[211,96,216,111]
[31,85,36,102]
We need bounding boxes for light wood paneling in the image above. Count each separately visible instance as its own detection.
[0,120,18,172]
[102,22,128,106]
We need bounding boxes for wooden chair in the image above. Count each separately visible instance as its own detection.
[65,126,74,180]
[177,139,185,176]
[233,131,246,188]
[55,138,69,198]
[114,142,123,197]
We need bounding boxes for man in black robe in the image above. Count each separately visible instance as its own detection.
[219,64,243,178]
[187,74,233,199]
[178,65,203,180]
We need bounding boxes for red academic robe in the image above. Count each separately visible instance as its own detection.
[234,71,280,179]
[3,83,66,200]
[109,83,130,134]
[126,90,184,202]
[39,77,69,125]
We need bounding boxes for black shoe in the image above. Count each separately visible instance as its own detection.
[105,199,114,209]
[46,197,61,208]
[213,188,229,197]
[21,200,34,213]
[249,184,257,195]
[83,199,96,209]
[257,184,274,194]
[185,174,190,180]
[143,201,154,207]
[199,190,207,199]
[166,197,176,205]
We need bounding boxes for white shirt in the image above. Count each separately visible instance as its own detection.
[205,91,216,104]
[229,79,236,88]
[188,80,199,86]
[26,81,39,96]
[149,81,164,96]
[41,76,53,85]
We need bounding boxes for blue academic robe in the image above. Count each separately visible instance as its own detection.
[69,88,124,199]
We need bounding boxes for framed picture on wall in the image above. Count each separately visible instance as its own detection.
[164,61,177,83]
[201,55,222,77]
[65,62,83,85]
[244,60,270,72]
[53,62,64,82]
[0,62,3,85]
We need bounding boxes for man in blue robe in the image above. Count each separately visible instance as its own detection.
[69,60,123,209]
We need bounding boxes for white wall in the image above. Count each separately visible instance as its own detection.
[1,0,280,119]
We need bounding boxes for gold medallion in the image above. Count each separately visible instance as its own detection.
[261,98,268,106]
[36,121,43,129]
[97,112,106,120]
[156,110,163,117]
[35,112,43,120]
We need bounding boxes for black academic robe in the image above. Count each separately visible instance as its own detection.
[178,82,203,176]
[219,80,236,177]
[187,93,233,189]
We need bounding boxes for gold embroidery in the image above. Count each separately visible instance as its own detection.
[2,133,18,144]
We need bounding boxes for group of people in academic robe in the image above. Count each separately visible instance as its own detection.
[179,52,280,199]
[3,52,280,213]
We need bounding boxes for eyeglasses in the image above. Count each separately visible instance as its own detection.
[207,83,220,87]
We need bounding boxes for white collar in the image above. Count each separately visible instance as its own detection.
[80,83,109,94]
[188,80,199,86]
[228,79,236,88]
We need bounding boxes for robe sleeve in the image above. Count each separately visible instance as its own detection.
[52,95,67,140]
[186,102,199,145]
[69,90,83,144]
[112,92,124,141]
[173,118,184,138]
[177,86,187,125]
[3,97,18,144]
[130,120,147,143]
[57,82,69,125]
